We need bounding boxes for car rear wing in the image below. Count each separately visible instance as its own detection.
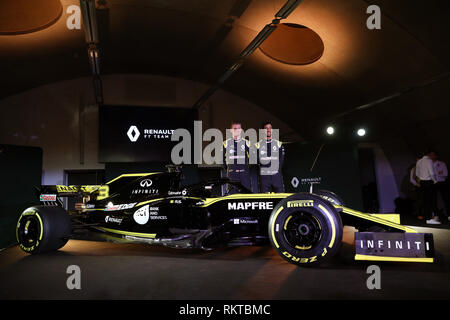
[36,185,109,204]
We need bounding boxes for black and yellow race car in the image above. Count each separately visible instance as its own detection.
[16,168,434,266]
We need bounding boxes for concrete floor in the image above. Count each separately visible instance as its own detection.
[0,226,449,300]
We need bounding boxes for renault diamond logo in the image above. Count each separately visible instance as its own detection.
[127,126,140,142]
[291,177,299,188]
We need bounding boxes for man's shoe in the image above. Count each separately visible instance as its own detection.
[426,219,442,225]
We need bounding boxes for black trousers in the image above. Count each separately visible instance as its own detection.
[435,180,450,217]
[259,172,285,193]
[412,186,423,217]
[419,180,443,221]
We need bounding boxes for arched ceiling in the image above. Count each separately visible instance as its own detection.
[0,0,449,142]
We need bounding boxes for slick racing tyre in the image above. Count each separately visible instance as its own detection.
[16,206,71,254]
[314,190,345,206]
[268,193,343,266]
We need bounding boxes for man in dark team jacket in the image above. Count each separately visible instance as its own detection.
[222,121,252,193]
[256,121,285,193]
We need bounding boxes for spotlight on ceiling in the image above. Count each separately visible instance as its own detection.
[259,23,324,65]
[0,0,63,35]
[357,128,366,137]
[326,126,335,135]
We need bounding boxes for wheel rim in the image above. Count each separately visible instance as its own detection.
[18,215,41,247]
[283,211,322,250]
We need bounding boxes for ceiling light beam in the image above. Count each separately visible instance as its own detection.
[80,0,103,106]
[275,0,303,19]
[80,0,99,44]
[331,71,450,120]
[193,0,303,109]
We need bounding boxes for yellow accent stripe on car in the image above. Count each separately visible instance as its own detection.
[354,254,434,263]
[96,227,157,239]
[319,204,336,248]
[370,214,400,224]
[56,185,102,193]
[271,206,284,248]
[106,173,159,185]
[200,193,294,207]
[335,205,417,233]
[137,198,165,207]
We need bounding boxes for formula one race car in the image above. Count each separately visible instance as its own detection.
[16,168,435,266]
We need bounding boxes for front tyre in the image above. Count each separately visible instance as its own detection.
[16,206,71,254]
[268,193,343,266]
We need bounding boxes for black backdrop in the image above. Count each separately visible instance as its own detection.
[282,141,363,210]
[99,105,197,163]
[0,145,42,248]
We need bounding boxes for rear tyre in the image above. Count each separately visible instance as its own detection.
[314,190,345,206]
[16,206,71,254]
[268,193,343,266]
